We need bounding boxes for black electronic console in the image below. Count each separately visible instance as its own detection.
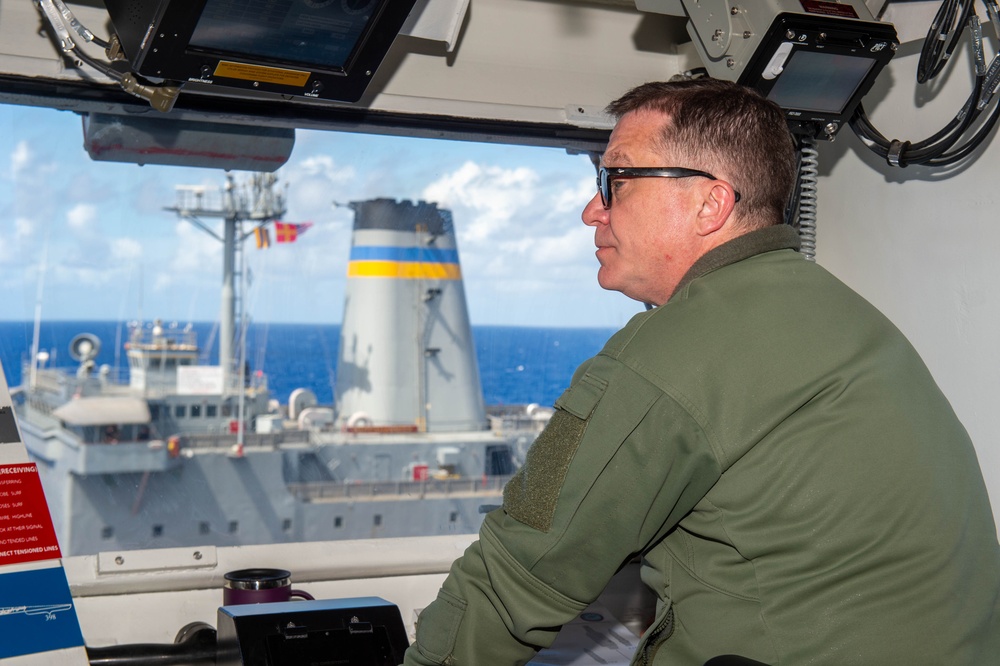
[217,597,409,666]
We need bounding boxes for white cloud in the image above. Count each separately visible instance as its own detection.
[10,140,30,178]
[66,203,98,231]
[423,161,540,246]
[111,238,143,262]
[15,217,34,240]
[154,220,221,291]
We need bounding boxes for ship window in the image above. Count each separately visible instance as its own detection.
[5,104,626,560]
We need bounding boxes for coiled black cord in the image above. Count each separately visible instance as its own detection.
[851,0,1000,168]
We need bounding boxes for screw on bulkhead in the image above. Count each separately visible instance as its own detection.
[730,6,739,14]
[193,551,203,560]
[727,58,736,68]
[115,555,124,565]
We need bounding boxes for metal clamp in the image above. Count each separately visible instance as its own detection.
[887,140,911,168]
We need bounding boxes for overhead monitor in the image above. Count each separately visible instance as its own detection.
[103,0,418,103]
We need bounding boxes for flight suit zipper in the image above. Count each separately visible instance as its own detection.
[637,605,674,666]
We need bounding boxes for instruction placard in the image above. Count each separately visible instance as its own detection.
[0,463,62,566]
[0,565,84,659]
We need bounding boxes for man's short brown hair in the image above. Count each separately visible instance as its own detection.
[606,79,797,227]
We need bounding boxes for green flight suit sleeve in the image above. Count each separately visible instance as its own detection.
[402,353,722,666]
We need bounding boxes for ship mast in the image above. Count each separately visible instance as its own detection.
[165,173,287,394]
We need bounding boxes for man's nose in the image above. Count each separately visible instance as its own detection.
[582,192,608,227]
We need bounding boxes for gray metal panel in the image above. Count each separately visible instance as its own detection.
[52,397,151,426]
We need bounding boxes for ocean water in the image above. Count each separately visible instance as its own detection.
[0,321,617,408]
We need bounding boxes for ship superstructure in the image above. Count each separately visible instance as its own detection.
[12,177,546,556]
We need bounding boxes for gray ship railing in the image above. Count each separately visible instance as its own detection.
[288,475,513,501]
[180,431,311,449]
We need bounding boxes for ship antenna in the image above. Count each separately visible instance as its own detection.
[29,225,51,390]
[165,173,287,449]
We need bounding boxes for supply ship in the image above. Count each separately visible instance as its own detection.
[11,176,549,557]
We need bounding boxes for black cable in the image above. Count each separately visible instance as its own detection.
[851,0,998,168]
[85,623,216,666]
[918,0,975,83]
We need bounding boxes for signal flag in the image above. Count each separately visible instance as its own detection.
[275,221,313,243]
[254,226,270,249]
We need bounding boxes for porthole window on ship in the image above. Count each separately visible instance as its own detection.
[101,527,113,540]
[199,522,210,535]
[282,519,292,532]
[191,404,202,417]
[152,525,163,537]
[228,521,239,534]
[374,515,383,527]
[334,517,343,528]
[175,405,186,418]
[450,512,458,523]
[206,404,218,417]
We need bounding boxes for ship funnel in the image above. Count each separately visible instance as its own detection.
[335,199,487,433]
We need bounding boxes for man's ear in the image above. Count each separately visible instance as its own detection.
[695,181,738,236]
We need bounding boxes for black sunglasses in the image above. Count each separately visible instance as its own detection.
[597,166,741,209]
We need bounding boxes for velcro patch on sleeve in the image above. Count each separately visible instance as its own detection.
[503,409,587,532]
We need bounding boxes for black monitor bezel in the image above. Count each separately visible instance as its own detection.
[108,0,417,103]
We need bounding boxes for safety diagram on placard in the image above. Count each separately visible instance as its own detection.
[0,566,84,659]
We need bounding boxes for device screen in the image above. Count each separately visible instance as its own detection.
[767,50,876,114]
[189,0,382,71]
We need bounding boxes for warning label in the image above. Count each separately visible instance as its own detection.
[214,61,311,87]
[0,463,61,566]
[799,0,860,18]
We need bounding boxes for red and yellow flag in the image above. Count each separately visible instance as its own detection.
[275,221,313,243]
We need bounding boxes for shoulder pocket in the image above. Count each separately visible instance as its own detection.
[555,372,608,419]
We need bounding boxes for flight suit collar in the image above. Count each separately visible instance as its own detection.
[670,224,802,301]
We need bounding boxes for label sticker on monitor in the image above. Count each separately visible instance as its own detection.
[799,0,860,18]
[214,61,311,87]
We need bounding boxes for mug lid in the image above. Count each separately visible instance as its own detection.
[224,568,291,590]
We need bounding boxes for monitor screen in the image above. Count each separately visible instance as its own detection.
[766,50,876,114]
[189,0,384,72]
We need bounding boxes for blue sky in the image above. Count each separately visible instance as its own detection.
[0,103,643,329]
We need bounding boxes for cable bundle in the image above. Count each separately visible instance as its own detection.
[851,0,1000,167]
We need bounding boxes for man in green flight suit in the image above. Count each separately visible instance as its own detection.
[402,79,1000,665]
